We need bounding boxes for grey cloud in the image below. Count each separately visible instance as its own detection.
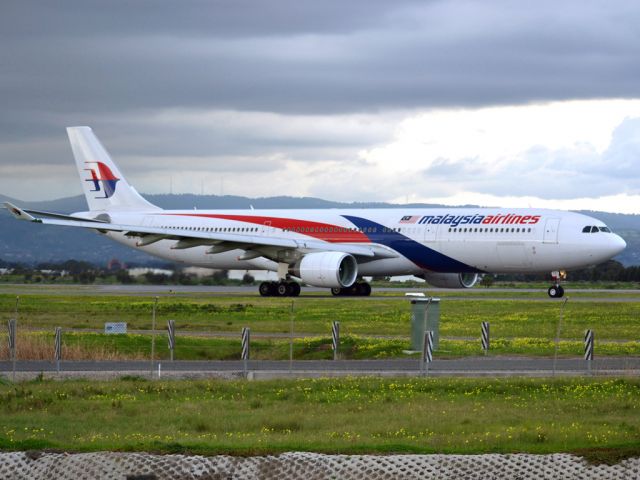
[3,0,640,127]
[2,0,404,40]
[2,0,640,202]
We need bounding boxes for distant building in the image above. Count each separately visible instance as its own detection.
[37,269,68,277]
[228,270,278,282]
[107,258,126,271]
[175,267,279,281]
[182,267,217,278]
[127,267,174,278]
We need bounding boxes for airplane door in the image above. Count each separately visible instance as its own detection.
[496,242,531,268]
[543,218,560,244]
[141,215,155,227]
[423,224,438,243]
[262,220,274,236]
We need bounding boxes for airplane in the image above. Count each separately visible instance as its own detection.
[4,127,627,298]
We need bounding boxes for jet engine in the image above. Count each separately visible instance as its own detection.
[292,252,358,288]
[420,272,479,288]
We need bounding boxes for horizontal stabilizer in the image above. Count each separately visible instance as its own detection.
[3,202,39,222]
[3,202,107,223]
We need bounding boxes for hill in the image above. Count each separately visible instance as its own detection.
[1,194,638,266]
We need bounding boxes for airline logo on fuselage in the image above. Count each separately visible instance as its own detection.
[412,213,541,227]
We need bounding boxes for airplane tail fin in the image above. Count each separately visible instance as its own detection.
[67,126,160,212]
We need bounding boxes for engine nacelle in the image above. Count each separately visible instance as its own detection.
[292,252,358,288]
[421,272,479,289]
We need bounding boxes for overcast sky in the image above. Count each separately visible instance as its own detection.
[2,0,640,212]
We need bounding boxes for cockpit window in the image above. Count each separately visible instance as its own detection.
[583,225,613,233]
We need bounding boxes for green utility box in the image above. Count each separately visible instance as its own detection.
[410,297,440,351]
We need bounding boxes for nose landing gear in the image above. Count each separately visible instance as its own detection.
[548,271,566,298]
[548,284,565,298]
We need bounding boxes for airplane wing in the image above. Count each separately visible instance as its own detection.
[3,202,398,260]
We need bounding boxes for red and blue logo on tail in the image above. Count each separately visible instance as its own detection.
[84,162,119,198]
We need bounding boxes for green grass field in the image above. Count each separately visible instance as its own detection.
[2,291,640,338]
[1,377,639,461]
[1,287,639,359]
[1,287,639,461]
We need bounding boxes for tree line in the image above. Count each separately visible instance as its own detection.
[0,259,256,285]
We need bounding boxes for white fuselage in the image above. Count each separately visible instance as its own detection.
[90,207,626,276]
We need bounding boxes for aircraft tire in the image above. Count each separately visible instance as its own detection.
[259,282,274,297]
[289,282,301,297]
[276,282,289,296]
[547,285,565,298]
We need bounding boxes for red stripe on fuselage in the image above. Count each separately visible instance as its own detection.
[161,213,370,243]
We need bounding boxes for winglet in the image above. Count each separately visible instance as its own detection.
[3,202,40,222]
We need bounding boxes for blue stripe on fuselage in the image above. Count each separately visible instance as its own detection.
[342,215,483,273]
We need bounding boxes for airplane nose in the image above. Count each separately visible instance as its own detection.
[589,233,626,263]
[610,234,627,256]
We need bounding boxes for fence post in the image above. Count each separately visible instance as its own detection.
[332,321,340,360]
[54,327,62,373]
[421,330,434,377]
[167,320,175,361]
[584,329,594,375]
[8,318,16,381]
[241,327,250,376]
[481,321,490,354]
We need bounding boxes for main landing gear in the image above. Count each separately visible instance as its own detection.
[259,281,301,297]
[331,282,372,297]
[547,270,566,298]
[258,280,372,297]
